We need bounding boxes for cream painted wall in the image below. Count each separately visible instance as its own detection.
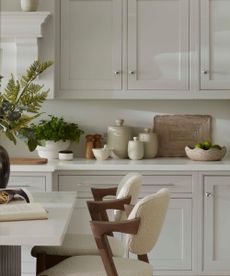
[1,1,230,158]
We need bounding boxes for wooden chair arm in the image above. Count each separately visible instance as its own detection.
[91,187,117,201]
[90,218,140,238]
[87,196,131,221]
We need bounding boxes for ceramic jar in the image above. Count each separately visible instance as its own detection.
[128,137,144,160]
[107,119,133,159]
[139,128,158,158]
[20,0,39,12]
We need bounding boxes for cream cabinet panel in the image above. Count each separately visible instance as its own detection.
[203,176,230,273]
[60,0,122,91]
[200,0,230,90]
[127,0,189,90]
[130,198,192,271]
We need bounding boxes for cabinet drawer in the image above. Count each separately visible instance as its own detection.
[142,175,192,194]
[8,176,46,191]
[58,175,122,198]
[58,174,192,198]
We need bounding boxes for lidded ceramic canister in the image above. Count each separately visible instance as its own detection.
[107,119,133,159]
[139,128,158,158]
[128,137,144,160]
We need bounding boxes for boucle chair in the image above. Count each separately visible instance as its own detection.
[38,188,170,276]
[32,173,142,273]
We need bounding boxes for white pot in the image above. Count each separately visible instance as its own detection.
[128,137,144,160]
[37,140,70,160]
[20,0,39,12]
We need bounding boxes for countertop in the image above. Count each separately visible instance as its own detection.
[10,157,230,172]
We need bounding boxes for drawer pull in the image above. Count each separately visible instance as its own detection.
[205,192,212,198]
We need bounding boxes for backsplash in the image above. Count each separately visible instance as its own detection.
[1,100,230,158]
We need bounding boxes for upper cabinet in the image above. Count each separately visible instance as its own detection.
[127,0,189,90]
[56,0,230,99]
[200,0,230,90]
[59,0,122,92]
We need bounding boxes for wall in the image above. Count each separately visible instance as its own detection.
[1,0,230,158]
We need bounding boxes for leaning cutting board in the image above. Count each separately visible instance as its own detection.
[10,158,48,165]
[153,115,212,157]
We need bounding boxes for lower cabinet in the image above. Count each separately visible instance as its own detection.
[202,173,230,275]
[8,172,53,276]
[58,171,193,275]
[147,199,192,271]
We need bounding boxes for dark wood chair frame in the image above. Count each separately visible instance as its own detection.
[88,201,150,276]
[36,187,130,274]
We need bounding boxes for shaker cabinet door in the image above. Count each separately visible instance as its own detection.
[60,0,122,92]
[130,198,192,271]
[203,176,230,273]
[200,0,230,90]
[127,0,189,90]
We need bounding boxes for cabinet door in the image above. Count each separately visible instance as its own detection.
[203,176,230,272]
[127,0,189,90]
[200,0,230,89]
[60,0,122,92]
[129,198,192,271]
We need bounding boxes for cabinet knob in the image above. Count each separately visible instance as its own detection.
[114,71,120,75]
[129,71,135,75]
[202,70,208,75]
[205,192,212,198]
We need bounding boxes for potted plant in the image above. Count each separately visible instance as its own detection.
[31,115,84,159]
[0,60,53,187]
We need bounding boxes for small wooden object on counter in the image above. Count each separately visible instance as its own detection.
[10,158,48,165]
[94,134,102,149]
[85,135,95,159]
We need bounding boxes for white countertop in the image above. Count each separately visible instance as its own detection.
[10,157,230,172]
[0,192,77,246]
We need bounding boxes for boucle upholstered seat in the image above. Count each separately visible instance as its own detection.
[38,188,170,276]
[38,255,153,276]
[32,173,142,272]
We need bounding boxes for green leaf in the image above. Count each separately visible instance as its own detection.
[0,60,53,151]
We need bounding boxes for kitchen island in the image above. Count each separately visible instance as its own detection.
[9,158,230,276]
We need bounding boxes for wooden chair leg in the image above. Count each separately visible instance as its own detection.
[36,253,47,274]
[36,253,69,275]
[138,254,149,263]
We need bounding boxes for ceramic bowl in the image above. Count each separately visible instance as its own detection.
[92,146,111,161]
[185,146,226,161]
[58,151,74,161]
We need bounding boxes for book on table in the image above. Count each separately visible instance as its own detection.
[0,188,48,221]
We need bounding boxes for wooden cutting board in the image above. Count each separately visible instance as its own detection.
[10,158,48,165]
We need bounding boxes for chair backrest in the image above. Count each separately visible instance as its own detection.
[114,173,142,221]
[126,188,170,255]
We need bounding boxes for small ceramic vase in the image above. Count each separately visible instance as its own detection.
[139,128,158,158]
[20,0,39,12]
[107,119,133,159]
[128,137,144,160]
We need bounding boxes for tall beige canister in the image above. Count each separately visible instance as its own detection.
[139,128,158,158]
[107,119,133,159]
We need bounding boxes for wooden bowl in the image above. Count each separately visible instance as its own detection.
[185,146,226,161]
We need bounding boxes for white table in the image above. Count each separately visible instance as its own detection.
[0,192,77,276]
